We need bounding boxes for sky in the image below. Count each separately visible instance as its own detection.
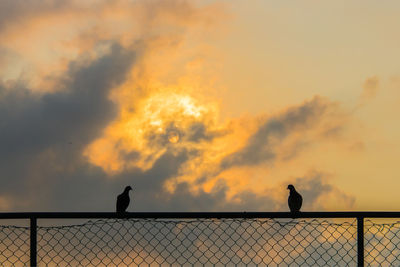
[0,0,399,212]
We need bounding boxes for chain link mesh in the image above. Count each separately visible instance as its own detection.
[36,218,357,266]
[0,224,30,266]
[2,217,400,266]
[365,219,400,266]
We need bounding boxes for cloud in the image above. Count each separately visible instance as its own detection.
[361,76,379,101]
[220,96,343,169]
[0,69,353,212]
[0,43,136,210]
[288,171,355,211]
[0,0,231,212]
[0,0,355,213]
[139,170,354,212]
[0,43,134,157]
[0,0,225,88]
[0,0,71,32]
[356,75,380,108]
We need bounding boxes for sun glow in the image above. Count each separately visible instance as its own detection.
[141,92,206,132]
[84,89,219,173]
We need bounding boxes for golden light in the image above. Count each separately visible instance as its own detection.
[168,131,180,143]
[142,92,205,129]
[84,90,217,173]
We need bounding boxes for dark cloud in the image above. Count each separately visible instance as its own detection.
[3,45,133,155]
[144,121,224,152]
[186,122,223,142]
[220,96,331,169]
[0,43,136,210]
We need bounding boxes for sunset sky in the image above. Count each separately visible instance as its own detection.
[1,0,400,212]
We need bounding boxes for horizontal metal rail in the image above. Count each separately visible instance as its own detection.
[0,211,399,219]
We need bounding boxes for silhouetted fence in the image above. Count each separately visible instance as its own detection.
[1,212,400,266]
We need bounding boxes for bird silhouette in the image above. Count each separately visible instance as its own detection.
[116,186,132,213]
[287,184,302,213]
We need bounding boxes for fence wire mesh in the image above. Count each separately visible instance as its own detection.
[1,217,400,266]
[0,224,30,267]
[365,219,400,266]
[38,218,357,266]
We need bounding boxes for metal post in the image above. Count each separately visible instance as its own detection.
[30,217,37,267]
[357,216,364,267]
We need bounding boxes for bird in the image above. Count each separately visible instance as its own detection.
[287,184,302,213]
[116,186,132,213]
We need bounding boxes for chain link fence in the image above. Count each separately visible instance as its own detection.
[365,219,400,266]
[37,218,357,266]
[0,215,400,266]
[0,224,30,266]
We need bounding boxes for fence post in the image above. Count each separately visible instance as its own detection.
[30,217,37,267]
[357,216,364,267]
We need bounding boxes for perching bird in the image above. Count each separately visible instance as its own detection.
[116,186,132,213]
[287,184,302,213]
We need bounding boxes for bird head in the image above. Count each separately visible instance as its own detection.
[287,184,295,191]
[125,186,132,191]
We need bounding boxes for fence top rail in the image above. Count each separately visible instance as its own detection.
[0,211,399,219]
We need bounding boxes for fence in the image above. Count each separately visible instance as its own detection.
[0,212,400,266]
